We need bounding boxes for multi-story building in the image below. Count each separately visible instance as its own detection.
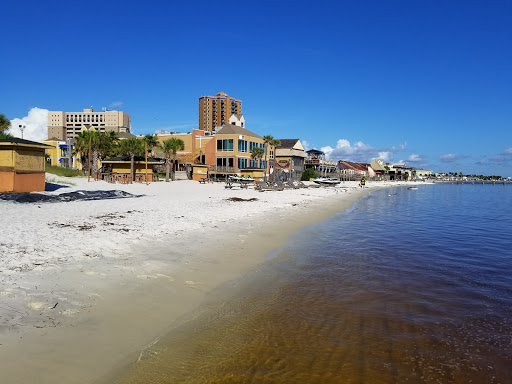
[199,92,242,132]
[273,139,307,181]
[47,108,131,140]
[203,124,267,179]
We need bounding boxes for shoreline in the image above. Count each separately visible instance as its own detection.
[0,176,423,383]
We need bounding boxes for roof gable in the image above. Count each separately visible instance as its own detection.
[277,139,304,151]
[215,125,262,139]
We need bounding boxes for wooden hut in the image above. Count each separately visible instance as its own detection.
[0,138,52,193]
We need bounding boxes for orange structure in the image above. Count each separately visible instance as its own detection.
[0,138,52,193]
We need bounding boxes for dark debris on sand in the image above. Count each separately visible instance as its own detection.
[225,197,258,202]
[0,190,143,204]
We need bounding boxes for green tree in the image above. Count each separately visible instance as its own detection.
[0,114,12,138]
[263,135,281,182]
[143,134,158,157]
[160,138,185,182]
[73,131,92,175]
[301,168,317,181]
[250,146,264,168]
[119,138,144,182]
[0,114,11,133]
[98,131,119,160]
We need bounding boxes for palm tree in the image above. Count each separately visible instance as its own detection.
[83,130,103,177]
[119,138,144,182]
[160,138,185,182]
[73,131,91,175]
[263,135,274,182]
[143,134,158,158]
[0,114,11,133]
[98,131,119,161]
[251,146,264,169]
[263,136,281,182]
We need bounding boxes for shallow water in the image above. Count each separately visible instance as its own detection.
[111,184,512,383]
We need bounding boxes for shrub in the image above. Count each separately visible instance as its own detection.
[301,168,317,181]
[45,165,82,177]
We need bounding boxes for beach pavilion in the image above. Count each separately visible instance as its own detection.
[0,138,53,193]
[100,155,164,183]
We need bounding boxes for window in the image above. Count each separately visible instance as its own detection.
[217,157,234,167]
[249,159,255,168]
[238,140,247,152]
[217,139,234,152]
[238,158,248,169]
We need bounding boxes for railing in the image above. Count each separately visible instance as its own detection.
[209,165,236,173]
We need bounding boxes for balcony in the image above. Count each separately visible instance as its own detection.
[209,165,236,173]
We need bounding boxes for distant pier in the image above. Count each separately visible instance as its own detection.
[434,180,508,185]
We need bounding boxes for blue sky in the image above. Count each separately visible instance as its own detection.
[1,0,511,176]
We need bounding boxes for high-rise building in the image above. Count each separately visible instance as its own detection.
[47,108,131,140]
[199,92,242,132]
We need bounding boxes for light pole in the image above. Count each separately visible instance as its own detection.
[19,125,26,139]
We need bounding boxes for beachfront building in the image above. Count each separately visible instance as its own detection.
[370,159,387,180]
[101,155,164,183]
[273,139,307,181]
[43,138,76,168]
[199,92,242,132]
[337,160,374,178]
[150,129,215,175]
[305,149,337,176]
[414,169,433,178]
[47,108,131,141]
[386,163,410,180]
[203,125,266,180]
[0,138,52,193]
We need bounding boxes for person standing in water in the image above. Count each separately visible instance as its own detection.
[361,177,366,189]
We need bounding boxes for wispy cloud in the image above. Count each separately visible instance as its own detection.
[439,153,468,163]
[9,107,49,142]
[158,121,196,133]
[109,101,123,109]
[406,154,425,163]
[301,140,310,151]
[476,148,512,166]
[320,139,407,163]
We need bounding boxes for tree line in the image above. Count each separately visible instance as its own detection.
[74,131,184,182]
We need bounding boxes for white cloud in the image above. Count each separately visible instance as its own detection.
[109,101,123,109]
[407,154,424,163]
[440,153,466,163]
[301,140,310,151]
[9,107,49,142]
[318,139,406,163]
[502,148,512,155]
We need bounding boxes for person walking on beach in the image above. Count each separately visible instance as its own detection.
[361,177,366,189]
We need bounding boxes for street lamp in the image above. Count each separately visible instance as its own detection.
[19,125,26,139]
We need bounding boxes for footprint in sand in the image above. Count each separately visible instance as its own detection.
[28,302,45,310]
[61,309,80,316]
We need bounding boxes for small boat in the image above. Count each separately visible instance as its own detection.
[313,177,341,186]
[407,186,418,190]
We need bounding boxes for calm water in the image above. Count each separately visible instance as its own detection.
[111,184,512,383]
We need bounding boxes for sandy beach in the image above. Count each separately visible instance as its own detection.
[0,175,419,383]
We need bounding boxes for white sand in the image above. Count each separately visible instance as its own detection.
[0,175,423,383]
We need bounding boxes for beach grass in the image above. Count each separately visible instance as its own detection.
[45,165,82,177]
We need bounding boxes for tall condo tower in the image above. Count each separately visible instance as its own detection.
[199,92,242,132]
